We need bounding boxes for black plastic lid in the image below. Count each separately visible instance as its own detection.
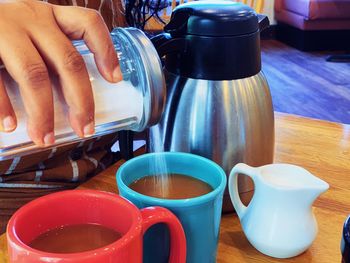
[152,1,269,80]
[165,0,259,37]
[342,215,350,262]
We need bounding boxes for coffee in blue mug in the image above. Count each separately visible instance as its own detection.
[116,152,226,263]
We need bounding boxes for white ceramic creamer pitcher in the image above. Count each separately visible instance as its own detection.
[228,163,329,258]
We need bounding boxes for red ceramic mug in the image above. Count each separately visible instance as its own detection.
[7,189,186,263]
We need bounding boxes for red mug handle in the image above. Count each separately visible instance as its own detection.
[141,206,186,263]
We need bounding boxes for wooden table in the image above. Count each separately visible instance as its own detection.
[1,112,349,262]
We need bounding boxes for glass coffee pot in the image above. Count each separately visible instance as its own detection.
[0,27,165,160]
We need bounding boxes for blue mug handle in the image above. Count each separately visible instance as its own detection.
[141,206,187,263]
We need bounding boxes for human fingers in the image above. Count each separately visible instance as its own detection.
[0,29,54,147]
[53,5,122,83]
[0,70,17,133]
[30,24,95,137]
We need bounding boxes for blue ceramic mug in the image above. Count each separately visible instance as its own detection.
[116,152,226,263]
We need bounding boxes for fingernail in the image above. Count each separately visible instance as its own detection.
[43,132,55,146]
[2,116,16,132]
[112,65,122,82]
[83,122,95,137]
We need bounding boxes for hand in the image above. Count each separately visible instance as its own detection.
[0,0,122,147]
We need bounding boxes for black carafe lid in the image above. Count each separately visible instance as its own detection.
[165,1,259,37]
[152,1,269,80]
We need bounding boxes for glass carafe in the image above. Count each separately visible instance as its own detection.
[0,27,165,160]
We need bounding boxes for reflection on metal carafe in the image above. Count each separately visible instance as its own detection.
[150,71,274,212]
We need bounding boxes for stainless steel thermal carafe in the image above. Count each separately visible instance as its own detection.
[149,1,274,212]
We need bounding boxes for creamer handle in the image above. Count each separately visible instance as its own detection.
[228,163,259,220]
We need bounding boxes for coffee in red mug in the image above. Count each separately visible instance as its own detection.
[6,190,186,263]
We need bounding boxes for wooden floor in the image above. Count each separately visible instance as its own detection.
[261,40,350,124]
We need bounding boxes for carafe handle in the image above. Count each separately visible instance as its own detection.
[151,33,187,58]
[228,163,259,220]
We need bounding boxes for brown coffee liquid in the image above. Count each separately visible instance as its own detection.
[29,223,122,253]
[129,174,213,199]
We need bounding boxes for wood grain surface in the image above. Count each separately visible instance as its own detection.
[1,112,349,263]
[262,40,350,125]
